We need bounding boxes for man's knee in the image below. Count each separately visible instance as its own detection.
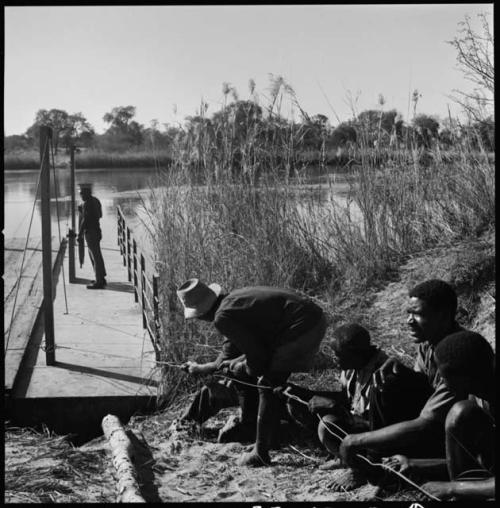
[445,399,481,433]
[317,414,339,447]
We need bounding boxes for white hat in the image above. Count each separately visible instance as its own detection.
[176,278,222,319]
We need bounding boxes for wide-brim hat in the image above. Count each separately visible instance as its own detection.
[176,278,222,319]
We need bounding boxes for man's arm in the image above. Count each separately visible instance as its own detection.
[339,416,441,464]
[383,455,448,480]
[421,478,495,500]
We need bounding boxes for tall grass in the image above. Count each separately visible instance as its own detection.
[145,83,495,405]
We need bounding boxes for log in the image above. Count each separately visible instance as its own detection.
[102,414,146,503]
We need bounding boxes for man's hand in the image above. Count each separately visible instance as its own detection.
[308,395,336,414]
[373,357,404,389]
[338,434,360,467]
[229,360,248,378]
[182,361,215,376]
[420,481,455,500]
[382,454,412,475]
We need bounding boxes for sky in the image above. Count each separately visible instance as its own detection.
[4,4,494,136]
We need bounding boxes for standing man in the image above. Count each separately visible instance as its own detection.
[177,279,327,467]
[78,183,107,289]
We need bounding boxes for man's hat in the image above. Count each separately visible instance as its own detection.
[176,278,222,319]
[79,183,93,191]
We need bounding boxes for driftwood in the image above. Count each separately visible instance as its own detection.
[102,414,145,503]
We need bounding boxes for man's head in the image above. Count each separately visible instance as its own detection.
[434,331,494,399]
[332,323,374,370]
[176,278,222,321]
[79,183,92,201]
[406,279,457,344]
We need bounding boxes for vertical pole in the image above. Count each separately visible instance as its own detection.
[141,255,147,329]
[153,274,160,359]
[40,126,55,366]
[126,227,132,282]
[122,221,127,266]
[68,145,76,283]
[117,208,121,248]
[133,239,138,302]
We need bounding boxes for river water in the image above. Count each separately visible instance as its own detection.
[3,167,357,254]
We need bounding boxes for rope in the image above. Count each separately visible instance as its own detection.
[50,143,69,315]
[281,388,441,501]
[4,137,46,356]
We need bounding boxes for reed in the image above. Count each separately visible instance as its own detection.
[141,84,495,403]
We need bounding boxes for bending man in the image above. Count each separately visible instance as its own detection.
[177,279,327,467]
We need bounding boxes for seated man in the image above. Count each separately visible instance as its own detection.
[176,279,327,467]
[283,323,430,468]
[384,331,495,500]
[338,280,466,468]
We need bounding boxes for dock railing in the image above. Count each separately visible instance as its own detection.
[117,206,161,360]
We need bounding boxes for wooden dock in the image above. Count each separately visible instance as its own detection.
[5,226,159,443]
[4,237,65,393]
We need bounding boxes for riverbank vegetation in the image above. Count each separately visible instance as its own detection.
[143,73,494,404]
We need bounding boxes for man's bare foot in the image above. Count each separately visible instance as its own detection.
[237,448,271,467]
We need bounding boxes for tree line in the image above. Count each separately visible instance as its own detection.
[3,99,495,156]
[4,13,494,155]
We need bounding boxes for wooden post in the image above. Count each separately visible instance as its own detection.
[140,255,147,329]
[126,227,132,282]
[122,218,126,266]
[117,208,121,249]
[40,126,55,366]
[68,145,76,283]
[133,239,138,303]
[152,274,160,358]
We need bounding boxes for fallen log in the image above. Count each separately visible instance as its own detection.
[102,414,146,503]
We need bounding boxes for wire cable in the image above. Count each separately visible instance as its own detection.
[4,138,47,356]
[50,143,69,315]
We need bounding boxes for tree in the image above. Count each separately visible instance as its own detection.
[412,114,440,148]
[27,109,69,153]
[61,112,95,150]
[4,134,32,152]
[25,109,94,153]
[330,122,357,148]
[355,109,400,146]
[102,106,144,148]
[103,106,137,131]
[448,13,494,121]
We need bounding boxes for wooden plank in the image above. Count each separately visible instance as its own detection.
[4,237,63,392]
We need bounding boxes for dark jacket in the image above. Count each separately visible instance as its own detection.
[80,196,102,233]
[214,286,324,375]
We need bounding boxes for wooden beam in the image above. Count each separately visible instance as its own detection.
[40,125,55,365]
[68,145,76,283]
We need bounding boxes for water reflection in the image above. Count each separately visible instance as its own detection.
[4,168,160,241]
[4,167,360,249]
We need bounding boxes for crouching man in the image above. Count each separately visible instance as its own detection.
[281,323,431,470]
[176,279,327,467]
